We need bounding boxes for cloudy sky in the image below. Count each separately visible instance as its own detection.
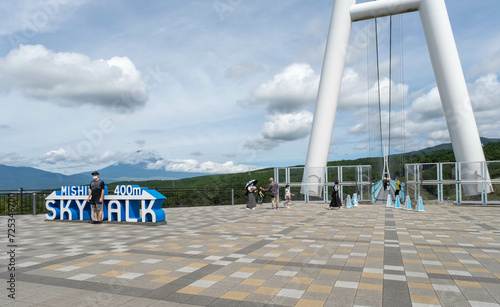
[0,0,499,175]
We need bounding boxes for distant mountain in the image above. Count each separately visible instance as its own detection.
[75,162,208,182]
[404,137,500,155]
[0,165,89,190]
[0,162,209,190]
[2,138,499,190]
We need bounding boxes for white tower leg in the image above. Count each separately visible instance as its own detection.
[419,0,490,195]
[303,0,356,196]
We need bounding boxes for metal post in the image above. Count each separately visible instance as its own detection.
[437,163,442,203]
[482,161,487,205]
[457,162,461,205]
[20,187,24,213]
[415,165,420,201]
[32,191,36,215]
[231,189,234,206]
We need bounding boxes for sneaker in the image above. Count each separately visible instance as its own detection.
[245,207,250,210]
[286,206,290,209]
[251,207,256,210]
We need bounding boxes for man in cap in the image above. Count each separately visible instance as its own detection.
[262,177,279,210]
[87,171,105,224]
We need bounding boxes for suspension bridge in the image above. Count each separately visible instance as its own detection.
[302,0,490,204]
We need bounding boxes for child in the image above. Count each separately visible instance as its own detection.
[284,185,294,208]
[257,189,264,204]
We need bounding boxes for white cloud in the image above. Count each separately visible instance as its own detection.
[0,44,148,112]
[146,159,263,174]
[0,151,35,167]
[239,63,318,151]
[244,63,320,114]
[339,68,408,110]
[39,148,161,166]
[410,87,443,120]
[36,147,262,175]
[469,74,500,112]
[244,111,313,150]
[468,74,500,138]
[346,73,500,153]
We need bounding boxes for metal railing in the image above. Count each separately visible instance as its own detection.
[0,188,54,215]
[0,187,276,215]
[274,165,372,203]
[405,161,500,205]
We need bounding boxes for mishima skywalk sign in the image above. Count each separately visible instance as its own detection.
[45,185,166,223]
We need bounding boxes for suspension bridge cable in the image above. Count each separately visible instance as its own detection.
[374,18,384,176]
[388,15,393,171]
[400,15,406,177]
[367,22,372,163]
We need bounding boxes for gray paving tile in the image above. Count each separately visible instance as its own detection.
[7,203,500,307]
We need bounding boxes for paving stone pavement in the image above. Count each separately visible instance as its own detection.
[1,202,500,306]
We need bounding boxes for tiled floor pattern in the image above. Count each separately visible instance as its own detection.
[1,202,500,306]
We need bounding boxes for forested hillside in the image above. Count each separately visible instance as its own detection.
[109,142,500,190]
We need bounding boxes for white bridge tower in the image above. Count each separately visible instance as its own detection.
[304,0,489,196]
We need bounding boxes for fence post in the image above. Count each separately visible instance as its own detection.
[32,192,37,215]
[20,187,24,213]
[231,189,234,205]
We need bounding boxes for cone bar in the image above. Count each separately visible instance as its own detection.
[416,196,425,212]
[405,196,412,211]
[386,194,393,208]
[395,195,402,209]
[346,195,353,209]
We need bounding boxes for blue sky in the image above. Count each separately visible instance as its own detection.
[0,0,499,175]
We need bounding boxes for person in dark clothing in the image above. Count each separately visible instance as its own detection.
[262,178,279,210]
[246,182,257,210]
[87,171,105,224]
[329,180,342,210]
[395,178,401,197]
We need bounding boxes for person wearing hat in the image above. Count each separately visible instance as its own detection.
[261,177,279,210]
[86,171,105,224]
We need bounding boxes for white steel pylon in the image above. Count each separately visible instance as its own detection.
[303,0,490,197]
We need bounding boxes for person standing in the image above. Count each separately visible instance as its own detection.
[246,182,257,210]
[257,188,264,204]
[262,178,279,210]
[395,178,401,198]
[328,180,342,210]
[87,171,105,224]
[284,185,294,208]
